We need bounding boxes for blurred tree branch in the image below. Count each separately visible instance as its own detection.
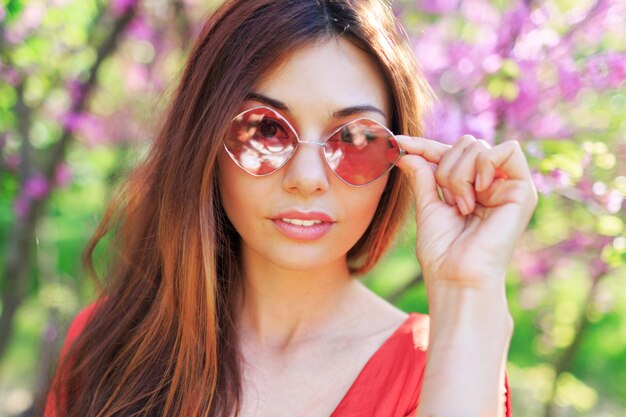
[0,1,140,360]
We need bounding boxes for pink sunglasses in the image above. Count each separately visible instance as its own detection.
[223,106,406,187]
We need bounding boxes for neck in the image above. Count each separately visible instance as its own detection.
[234,243,359,353]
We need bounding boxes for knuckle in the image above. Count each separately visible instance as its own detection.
[505,139,521,151]
[468,140,490,154]
[476,139,491,149]
[459,134,476,143]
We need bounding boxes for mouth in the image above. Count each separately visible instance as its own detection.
[271,209,335,223]
[272,217,335,241]
[279,218,324,226]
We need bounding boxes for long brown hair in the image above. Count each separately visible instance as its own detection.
[43,0,433,416]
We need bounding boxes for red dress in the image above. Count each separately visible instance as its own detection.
[45,303,512,417]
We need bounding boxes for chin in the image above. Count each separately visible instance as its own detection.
[262,245,347,272]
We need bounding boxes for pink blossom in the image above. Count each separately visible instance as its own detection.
[464,111,496,143]
[525,141,544,159]
[504,73,540,131]
[13,174,50,219]
[24,174,50,199]
[111,0,139,16]
[531,171,552,195]
[460,0,499,27]
[482,54,502,74]
[549,168,569,187]
[558,60,583,101]
[424,99,464,144]
[517,251,552,283]
[66,80,85,104]
[605,190,624,214]
[60,112,82,133]
[126,63,150,92]
[529,113,567,138]
[1,66,20,86]
[13,195,31,220]
[54,163,73,188]
[128,15,154,41]
[417,0,460,14]
[590,258,610,280]
[558,232,594,253]
[5,154,20,171]
[447,42,484,86]
[584,52,626,90]
[413,25,451,75]
[59,112,111,146]
[465,87,494,113]
[3,3,46,43]
[576,178,595,201]
[496,4,531,55]
[21,3,46,27]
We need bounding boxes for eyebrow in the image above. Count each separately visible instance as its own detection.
[245,92,387,119]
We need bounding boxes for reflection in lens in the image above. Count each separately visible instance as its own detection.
[239,147,262,172]
[225,108,297,175]
[325,145,344,171]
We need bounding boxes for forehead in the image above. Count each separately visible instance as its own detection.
[249,37,391,127]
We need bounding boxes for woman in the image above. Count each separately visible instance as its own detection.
[43,0,537,416]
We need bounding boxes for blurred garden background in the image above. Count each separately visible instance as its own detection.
[0,0,624,416]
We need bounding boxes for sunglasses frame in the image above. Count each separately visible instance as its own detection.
[223,105,407,187]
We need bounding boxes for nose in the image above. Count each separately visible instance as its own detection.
[281,141,331,197]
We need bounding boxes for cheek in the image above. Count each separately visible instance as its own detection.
[342,176,389,239]
[217,152,259,231]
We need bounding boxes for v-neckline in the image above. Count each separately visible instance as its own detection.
[328,313,415,416]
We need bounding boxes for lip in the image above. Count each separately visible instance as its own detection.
[271,219,334,241]
[270,209,336,241]
[271,210,335,223]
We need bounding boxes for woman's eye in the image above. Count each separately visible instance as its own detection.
[258,119,283,138]
[248,118,293,152]
[340,128,352,143]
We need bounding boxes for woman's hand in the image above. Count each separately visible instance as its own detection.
[395,134,538,295]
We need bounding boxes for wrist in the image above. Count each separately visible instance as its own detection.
[428,282,513,345]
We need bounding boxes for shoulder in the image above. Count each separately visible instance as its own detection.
[44,298,107,417]
[351,281,430,351]
[60,297,107,355]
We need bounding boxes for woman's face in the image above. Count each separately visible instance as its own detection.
[217,37,392,272]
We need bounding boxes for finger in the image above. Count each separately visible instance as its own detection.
[447,139,492,214]
[441,186,455,206]
[395,153,442,208]
[475,140,532,192]
[433,135,476,213]
[473,178,539,245]
[477,178,536,207]
[395,135,451,164]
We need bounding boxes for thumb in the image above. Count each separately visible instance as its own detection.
[395,153,441,207]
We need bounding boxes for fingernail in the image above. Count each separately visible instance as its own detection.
[456,196,468,215]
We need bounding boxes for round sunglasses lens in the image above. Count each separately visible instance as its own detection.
[324,120,400,185]
[225,108,297,175]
